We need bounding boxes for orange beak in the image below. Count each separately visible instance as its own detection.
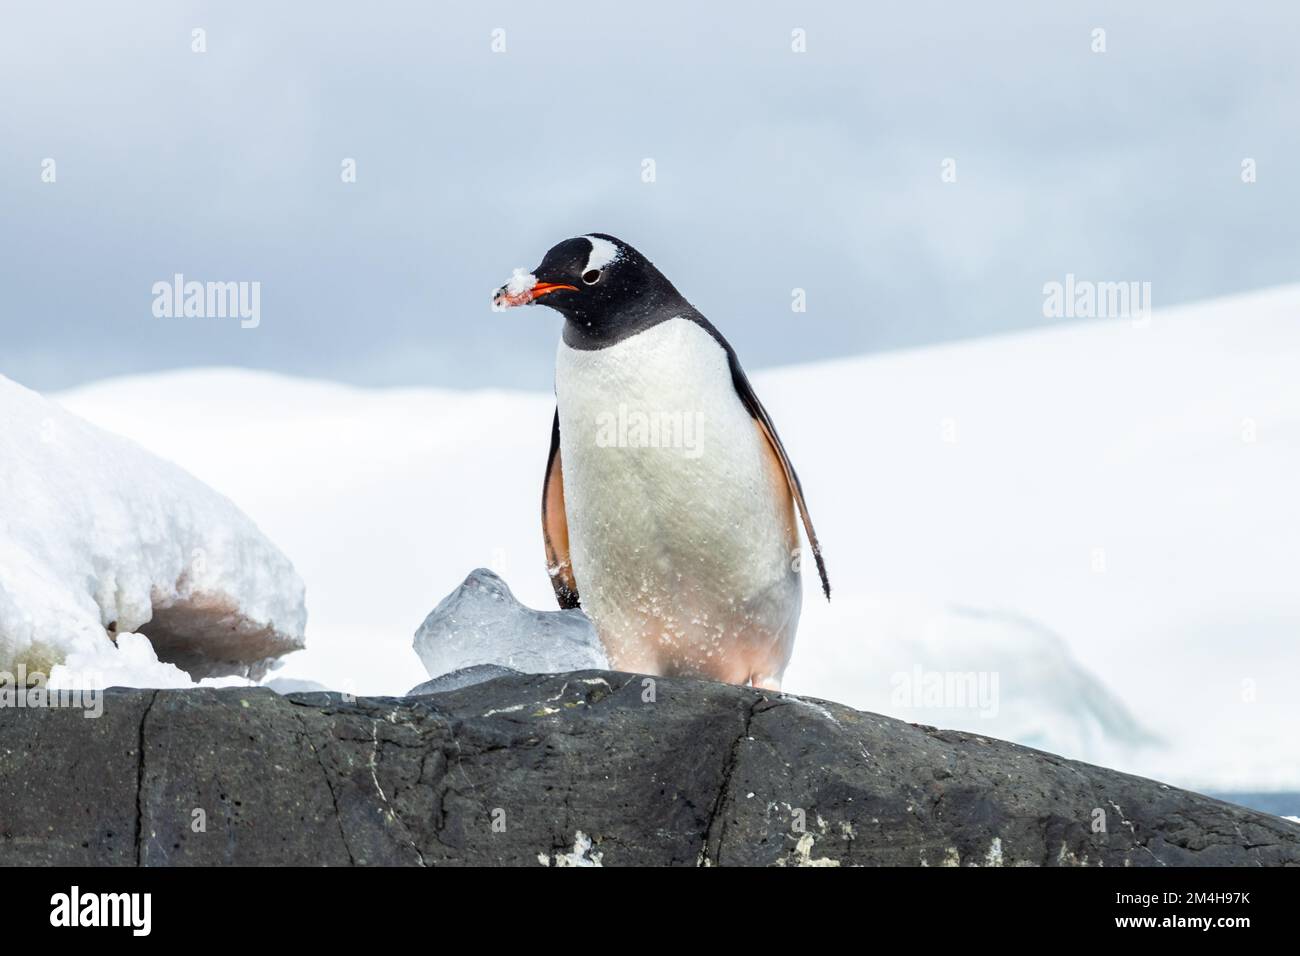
[493,281,578,309]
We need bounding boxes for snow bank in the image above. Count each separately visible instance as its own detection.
[787,596,1157,764]
[0,374,305,681]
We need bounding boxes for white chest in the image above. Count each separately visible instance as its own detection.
[553,318,800,678]
[555,319,763,543]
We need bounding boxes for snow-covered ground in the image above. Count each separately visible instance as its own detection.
[0,375,305,685]
[52,285,1300,793]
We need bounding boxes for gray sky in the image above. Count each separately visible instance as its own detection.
[2,0,1297,391]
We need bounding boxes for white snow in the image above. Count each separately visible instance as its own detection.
[47,632,246,690]
[789,596,1156,761]
[539,830,604,867]
[505,269,536,295]
[775,833,841,867]
[51,284,1300,792]
[0,373,305,684]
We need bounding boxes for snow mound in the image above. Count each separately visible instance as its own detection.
[0,374,305,681]
[786,595,1156,761]
[414,568,607,680]
[263,676,334,695]
[47,632,249,690]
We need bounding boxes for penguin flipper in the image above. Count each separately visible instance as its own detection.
[726,353,831,601]
[542,408,581,609]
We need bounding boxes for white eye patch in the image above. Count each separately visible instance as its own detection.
[582,235,620,273]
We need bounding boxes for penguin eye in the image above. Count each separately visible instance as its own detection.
[582,269,601,285]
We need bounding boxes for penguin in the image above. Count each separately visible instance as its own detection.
[493,234,828,691]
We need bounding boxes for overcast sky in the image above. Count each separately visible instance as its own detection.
[1,1,1297,392]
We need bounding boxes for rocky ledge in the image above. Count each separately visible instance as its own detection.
[1,670,1296,866]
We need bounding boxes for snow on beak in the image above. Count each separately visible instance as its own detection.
[493,270,578,309]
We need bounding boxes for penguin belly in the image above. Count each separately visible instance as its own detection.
[555,317,801,688]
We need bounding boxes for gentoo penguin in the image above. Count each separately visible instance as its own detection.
[493,234,828,691]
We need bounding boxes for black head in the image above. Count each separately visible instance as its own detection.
[493,234,693,346]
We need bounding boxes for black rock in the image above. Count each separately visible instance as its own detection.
[1,671,1296,866]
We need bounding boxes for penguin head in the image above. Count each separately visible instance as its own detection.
[493,234,682,326]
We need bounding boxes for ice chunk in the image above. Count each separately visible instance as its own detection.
[264,677,334,695]
[0,373,306,682]
[413,568,607,680]
[407,663,519,696]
